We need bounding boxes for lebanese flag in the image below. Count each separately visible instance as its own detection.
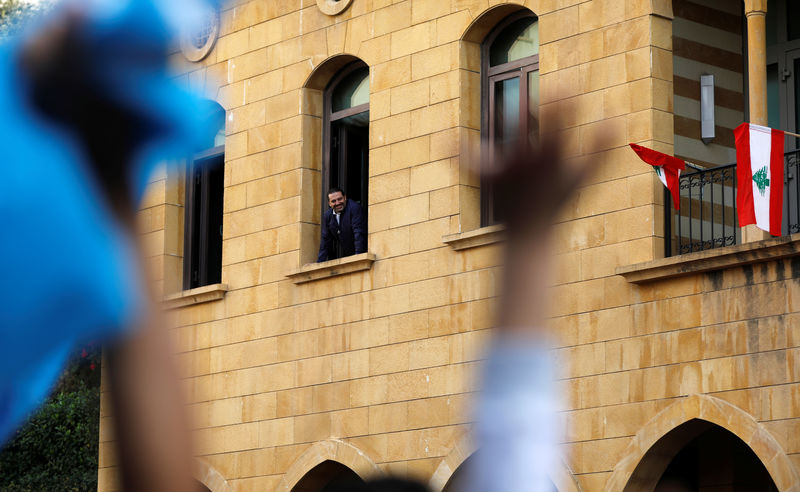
[629,143,685,209]
[734,123,784,236]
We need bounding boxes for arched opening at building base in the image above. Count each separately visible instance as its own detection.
[629,419,777,492]
[605,394,798,492]
[290,460,365,492]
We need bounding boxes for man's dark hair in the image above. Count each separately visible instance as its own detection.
[328,187,345,196]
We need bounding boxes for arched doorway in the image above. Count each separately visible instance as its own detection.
[629,419,777,491]
[291,460,365,492]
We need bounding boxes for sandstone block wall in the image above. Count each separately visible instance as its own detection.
[98,1,800,491]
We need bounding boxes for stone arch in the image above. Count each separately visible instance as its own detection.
[604,393,799,492]
[428,431,475,491]
[304,54,363,91]
[193,458,235,492]
[460,2,538,44]
[428,431,581,492]
[274,439,382,492]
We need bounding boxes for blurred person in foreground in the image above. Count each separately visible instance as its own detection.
[347,127,595,492]
[462,132,595,492]
[0,0,219,490]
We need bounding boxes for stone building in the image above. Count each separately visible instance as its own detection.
[98,0,800,490]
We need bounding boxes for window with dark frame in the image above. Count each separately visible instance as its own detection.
[322,61,370,226]
[481,12,540,226]
[183,102,225,290]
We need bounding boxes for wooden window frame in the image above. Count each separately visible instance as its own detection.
[481,11,540,226]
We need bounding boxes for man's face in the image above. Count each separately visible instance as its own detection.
[328,191,346,213]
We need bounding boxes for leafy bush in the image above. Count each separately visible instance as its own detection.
[0,345,101,492]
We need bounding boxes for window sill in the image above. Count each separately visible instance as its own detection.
[443,225,505,251]
[286,252,376,284]
[616,234,800,283]
[162,283,228,310]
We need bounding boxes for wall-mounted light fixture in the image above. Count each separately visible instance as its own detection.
[701,74,715,144]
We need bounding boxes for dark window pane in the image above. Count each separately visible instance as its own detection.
[527,70,539,145]
[184,152,224,289]
[494,76,521,152]
[329,112,369,207]
[794,58,800,148]
[767,63,779,130]
[766,0,778,47]
[335,110,369,127]
[489,17,538,66]
[789,1,800,41]
[204,157,224,286]
[331,66,370,112]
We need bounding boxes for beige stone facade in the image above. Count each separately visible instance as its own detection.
[98,0,800,490]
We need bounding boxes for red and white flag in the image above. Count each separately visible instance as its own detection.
[734,123,784,236]
[629,143,685,210]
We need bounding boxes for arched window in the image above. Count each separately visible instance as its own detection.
[482,12,539,226]
[323,62,369,220]
[183,101,225,289]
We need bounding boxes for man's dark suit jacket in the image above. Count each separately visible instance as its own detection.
[317,199,366,262]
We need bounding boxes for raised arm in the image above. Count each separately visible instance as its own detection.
[489,136,592,335]
[467,127,602,492]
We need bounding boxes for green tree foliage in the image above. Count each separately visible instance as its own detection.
[0,345,102,492]
[0,0,49,37]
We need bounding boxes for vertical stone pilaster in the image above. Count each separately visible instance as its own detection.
[743,0,770,243]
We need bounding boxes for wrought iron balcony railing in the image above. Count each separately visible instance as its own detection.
[664,149,800,257]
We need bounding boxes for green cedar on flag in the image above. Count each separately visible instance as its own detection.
[734,123,784,236]
[628,143,686,210]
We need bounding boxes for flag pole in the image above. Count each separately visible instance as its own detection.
[745,122,800,138]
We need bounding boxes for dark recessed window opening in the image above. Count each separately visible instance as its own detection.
[183,101,225,290]
[481,12,539,226]
[323,62,370,221]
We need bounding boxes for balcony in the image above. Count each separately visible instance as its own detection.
[666,149,800,256]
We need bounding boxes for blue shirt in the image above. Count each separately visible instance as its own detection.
[0,0,218,442]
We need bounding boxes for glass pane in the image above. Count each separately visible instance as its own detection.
[766,0,777,47]
[794,58,800,149]
[338,111,369,128]
[767,63,779,130]
[332,66,370,112]
[527,70,539,145]
[494,77,520,153]
[490,17,538,67]
[789,1,800,41]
